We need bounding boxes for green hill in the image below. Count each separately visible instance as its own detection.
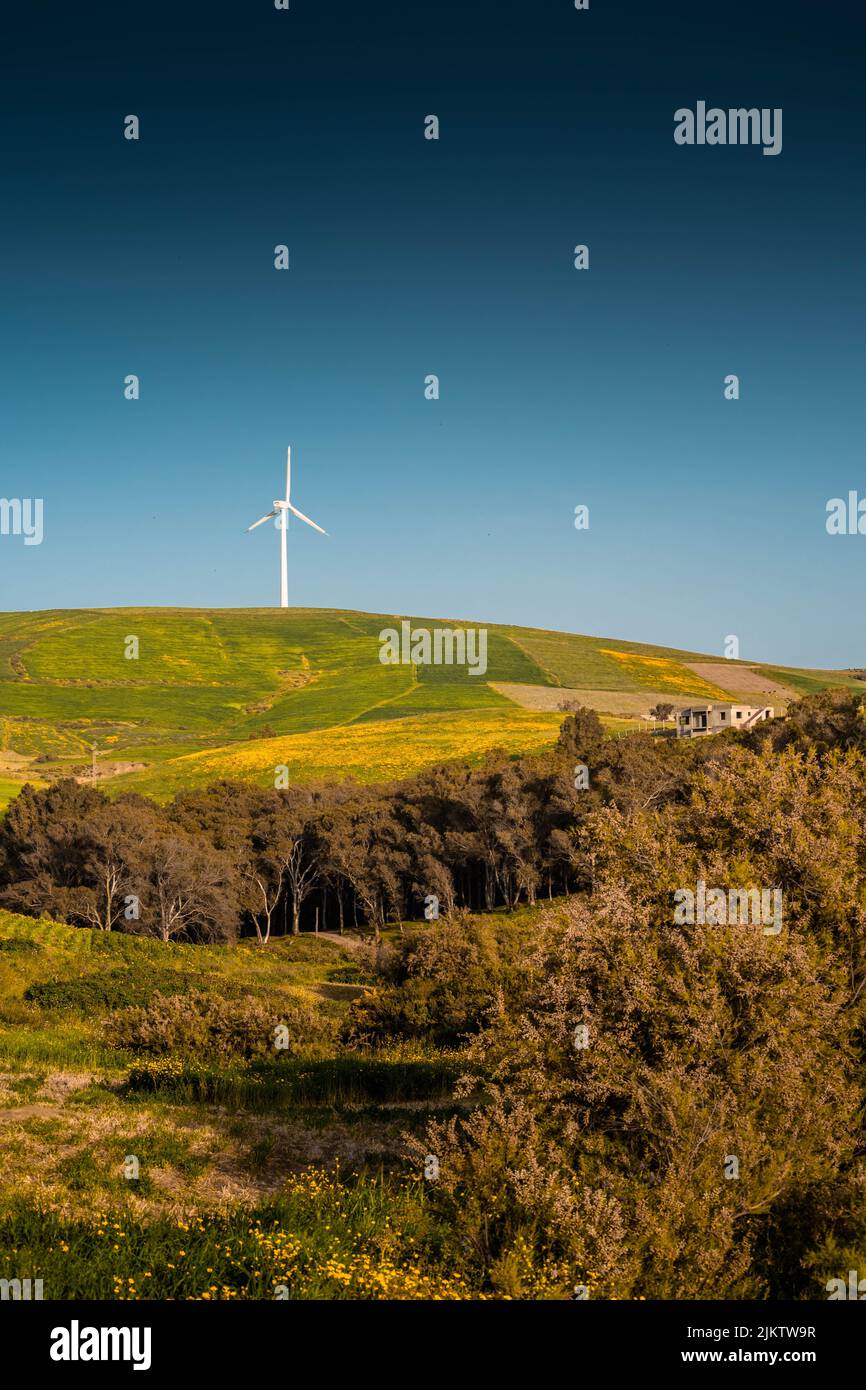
[0,607,860,804]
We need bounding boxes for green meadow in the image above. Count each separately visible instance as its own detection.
[0,907,544,1300]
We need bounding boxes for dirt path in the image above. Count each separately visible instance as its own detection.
[316,931,368,952]
[0,1102,59,1125]
[0,1071,94,1123]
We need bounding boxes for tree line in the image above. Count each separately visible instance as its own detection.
[0,689,861,945]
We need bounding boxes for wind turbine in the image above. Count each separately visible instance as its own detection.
[247,447,328,608]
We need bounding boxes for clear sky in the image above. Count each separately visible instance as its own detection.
[1,0,864,667]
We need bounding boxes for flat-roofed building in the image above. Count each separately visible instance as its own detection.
[676,703,774,738]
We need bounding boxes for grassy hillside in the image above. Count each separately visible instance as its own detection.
[0,607,861,805]
[0,907,536,1299]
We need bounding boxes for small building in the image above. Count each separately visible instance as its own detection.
[676,703,774,738]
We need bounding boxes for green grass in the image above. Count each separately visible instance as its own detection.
[752,665,866,697]
[0,776,44,812]
[0,908,565,1299]
[0,1172,490,1299]
[124,1055,466,1110]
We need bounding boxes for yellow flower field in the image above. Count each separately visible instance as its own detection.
[598,650,731,699]
[121,708,565,798]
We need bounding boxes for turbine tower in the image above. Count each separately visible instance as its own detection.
[247,447,328,608]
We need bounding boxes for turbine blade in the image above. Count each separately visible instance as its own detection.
[247,511,277,531]
[288,503,328,536]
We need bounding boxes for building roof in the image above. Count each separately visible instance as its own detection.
[679,703,770,715]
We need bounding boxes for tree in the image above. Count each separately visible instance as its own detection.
[78,800,158,931]
[0,781,154,930]
[240,850,285,946]
[649,701,675,722]
[134,832,238,944]
[417,886,859,1299]
[762,688,866,755]
[279,827,317,937]
[80,852,126,932]
[487,763,543,908]
[555,707,605,764]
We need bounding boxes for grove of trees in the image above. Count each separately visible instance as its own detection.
[1,688,863,951]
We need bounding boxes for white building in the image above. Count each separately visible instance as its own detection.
[676,703,774,738]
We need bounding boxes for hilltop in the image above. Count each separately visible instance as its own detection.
[0,607,860,804]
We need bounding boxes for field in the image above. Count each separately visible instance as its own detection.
[1,607,862,808]
[0,907,541,1300]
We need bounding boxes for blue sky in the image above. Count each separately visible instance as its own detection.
[1,0,864,667]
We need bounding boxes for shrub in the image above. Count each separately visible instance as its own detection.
[326,962,373,984]
[105,990,331,1059]
[0,937,42,954]
[125,1054,464,1107]
[414,889,860,1299]
[24,967,201,1013]
[342,918,528,1048]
